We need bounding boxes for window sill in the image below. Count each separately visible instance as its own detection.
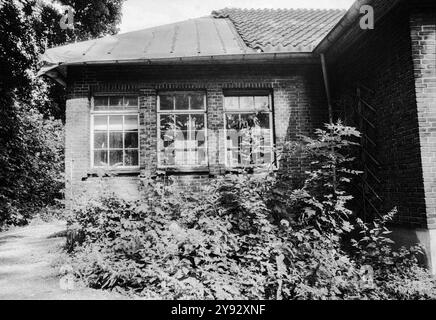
[156,167,210,175]
[86,168,140,178]
[225,166,277,174]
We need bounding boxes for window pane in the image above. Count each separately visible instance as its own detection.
[160,114,174,131]
[124,132,138,148]
[125,150,139,166]
[197,148,207,165]
[109,115,123,130]
[94,132,107,149]
[191,114,204,130]
[257,113,270,128]
[124,96,138,110]
[109,96,124,110]
[224,97,239,110]
[109,150,123,166]
[254,96,270,111]
[109,132,123,148]
[240,96,254,110]
[94,97,108,111]
[175,114,189,131]
[226,113,240,129]
[94,116,108,130]
[227,149,239,167]
[253,148,272,165]
[160,150,175,166]
[124,115,138,131]
[190,93,204,110]
[159,94,174,110]
[160,114,175,143]
[174,131,188,148]
[94,150,108,166]
[240,113,256,128]
[175,93,189,110]
[195,130,206,147]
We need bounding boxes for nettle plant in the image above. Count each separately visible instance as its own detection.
[286,122,362,234]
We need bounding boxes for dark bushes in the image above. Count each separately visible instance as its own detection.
[0,96,64,228]
[68,122,436,299]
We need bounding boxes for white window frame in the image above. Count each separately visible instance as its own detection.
[90,95,140,170]
[157,91,208,170]
[223,93,275,169]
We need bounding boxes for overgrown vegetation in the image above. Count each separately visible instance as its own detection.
[0,97,64,227]
[67,122,436,300]
[0,0,124,228]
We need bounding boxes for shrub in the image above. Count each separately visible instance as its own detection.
[67,121,436,300]
[0,97,64,229]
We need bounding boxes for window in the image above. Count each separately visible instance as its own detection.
[157,91,207,169]
[91,95,139,169]
[224,92,274,168]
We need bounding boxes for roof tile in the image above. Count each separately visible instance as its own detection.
[212,8,346,52]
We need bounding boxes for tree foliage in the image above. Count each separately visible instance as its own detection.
[0,0,124,227]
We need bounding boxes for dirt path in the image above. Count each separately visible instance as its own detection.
[0,221,127,300]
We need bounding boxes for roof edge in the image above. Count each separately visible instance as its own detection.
[41,51,320,86]
[314,0,403,54]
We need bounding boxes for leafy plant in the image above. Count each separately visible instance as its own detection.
[66,121,436,300]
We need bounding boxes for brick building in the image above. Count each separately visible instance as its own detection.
[40,0,436,271]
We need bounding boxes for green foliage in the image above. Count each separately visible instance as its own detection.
[0,0,124,227]
[0,98,64,228]
[68,122,436,300]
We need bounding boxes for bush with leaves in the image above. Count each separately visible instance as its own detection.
[0,97,64,228]
[68,121,436,299]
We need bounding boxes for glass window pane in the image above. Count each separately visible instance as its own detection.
[94,150,108,166]
[124,132,138,148]
[109,150,123,166]
[175,93,189,110]
[94,97,108,111]
[93,116,108,131]
[124,115,138,131]
[159,94,174,110]
[174,131,188,148]
[175,114,189,131]
[226,113,240,130]
[124,96,138,110]
[109,132,123,148]
[125,150,139,166]
[240,96,254,110]
[253,148,272,165]
[109,115,123,130]
[257,113,270,128]
[254,96,270,111]
[240,113,256,128]
[94,132,107,149]
[227,149,240,167]
[197,148,207,165]
[160,114,174,131]
[191,114,204,129]
[160,115,175,144]
[190,93,204,110]
[109,96,124,110]
[160,150,175,166]
[224,97,239,110]
[195,130,206,147]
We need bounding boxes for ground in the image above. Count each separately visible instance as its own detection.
[0,220,127,300]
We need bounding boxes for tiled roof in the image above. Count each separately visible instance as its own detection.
[212,8,346,52]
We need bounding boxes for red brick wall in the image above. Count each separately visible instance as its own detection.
[411,8,436,228]
[330,3,436,228]
[64,64,328,207]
